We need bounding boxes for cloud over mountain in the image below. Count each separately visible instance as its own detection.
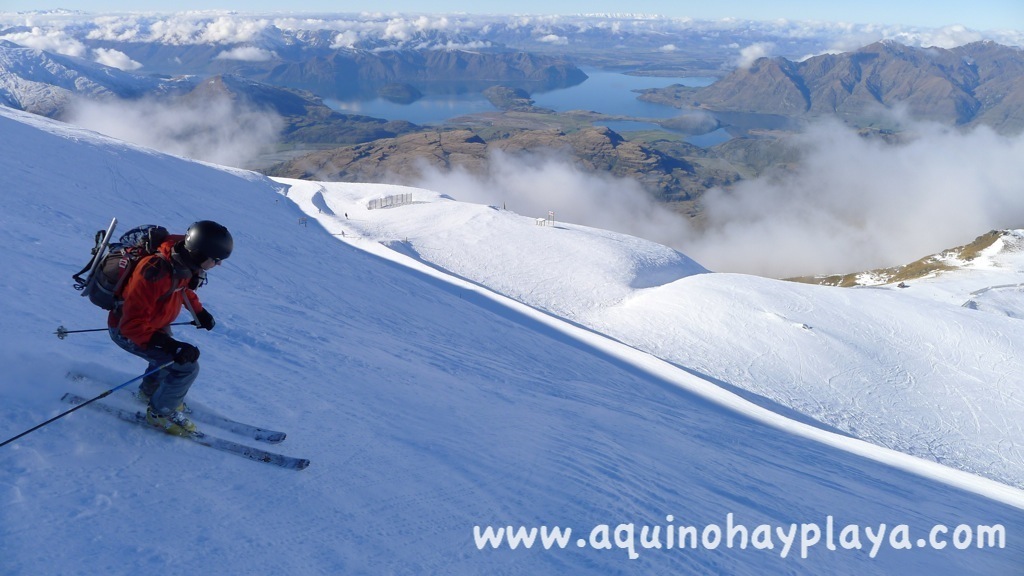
[92,47,141,70]
[691,120,1024,277]
[214,46,276,61]
[409,119,1024,279]
[66,93,283,168]
[1,11,1020,61]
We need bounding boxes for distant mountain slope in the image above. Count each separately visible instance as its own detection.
[80,39,588,99]
[676,41,1024,133]
[265,126,729,204]
[185,74,419,144]
[0,41,421,153]
[0,39,181,115]
[791,229,1024,287]
[254,49,588,98]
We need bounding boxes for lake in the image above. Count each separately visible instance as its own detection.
[530,69,715,118]
[325,69,725,145]
[595,120,734,147]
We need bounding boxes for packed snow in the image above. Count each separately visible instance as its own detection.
[1,105,1023,574]
[285,180,1024,490]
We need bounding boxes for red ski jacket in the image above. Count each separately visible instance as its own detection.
[108,235,204,348]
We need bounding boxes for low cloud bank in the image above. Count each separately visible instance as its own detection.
[214,46,277,62]
[695,121,1024,277]
[65,94,283,169]
[2,12,1020,55]
[411,121,1024,278]
[412,149,689,251]
[92,47,142,70]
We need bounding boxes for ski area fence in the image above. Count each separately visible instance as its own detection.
[367,193,413,210]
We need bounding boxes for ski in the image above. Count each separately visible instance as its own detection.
[65,372,286,444]
[60,393,310,470]
[150,397,287,444]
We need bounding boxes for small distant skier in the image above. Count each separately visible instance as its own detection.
[108,221,233,436]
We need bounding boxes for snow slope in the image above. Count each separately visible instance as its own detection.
[1,106,1023,574]
[282,180,1024,490]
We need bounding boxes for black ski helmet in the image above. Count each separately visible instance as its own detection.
[184,220,233,262]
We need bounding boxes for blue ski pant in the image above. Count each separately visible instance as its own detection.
[108,327,199,414]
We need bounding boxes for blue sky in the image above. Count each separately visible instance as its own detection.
[5,1,1022,31]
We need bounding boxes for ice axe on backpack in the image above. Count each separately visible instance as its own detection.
[72,219,172,312]
[64,218,204,340]
[55,321,197,340]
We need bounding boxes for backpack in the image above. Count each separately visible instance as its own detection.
[73,219,169,311]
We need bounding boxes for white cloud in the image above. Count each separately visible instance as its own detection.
[687,120,1024,277]
[65,93,283,169]
[538,34,569,45]
[735,42,775,69]
[331,30,361,49]
[213,46,276,62]
[890,25,986,49]
[438,40,491,50]
[407,119,1024,279]
[0,11,1020,52]
[143,16,201,45]
[659,44,678,52]
[380,15,456,43]
[92,47,142,70]
[85,15,141,42]
[200,15,271,44]
[0,27,87,58]
[411,149,686,249]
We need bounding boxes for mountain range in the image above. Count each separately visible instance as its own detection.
[249,49,587,99]
[0,41,420,147]
[0,39,180,116]
[2,29,1022,234]
[642,41,1024,134]
[60,36,588,99]
[4,11,1022,75]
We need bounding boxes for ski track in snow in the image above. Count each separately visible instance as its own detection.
[0,106,1022,574]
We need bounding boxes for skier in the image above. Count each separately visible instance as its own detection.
[107,220,233,436]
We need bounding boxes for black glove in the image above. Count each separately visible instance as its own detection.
[172,342,200,364]
[148,332,201,364]
[196,308,216,331]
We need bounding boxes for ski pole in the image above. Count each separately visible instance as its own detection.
[0,361,174,449]
[55,322,195,339]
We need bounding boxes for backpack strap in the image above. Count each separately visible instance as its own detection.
[109,250,137,300]
[155,251,195,303]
